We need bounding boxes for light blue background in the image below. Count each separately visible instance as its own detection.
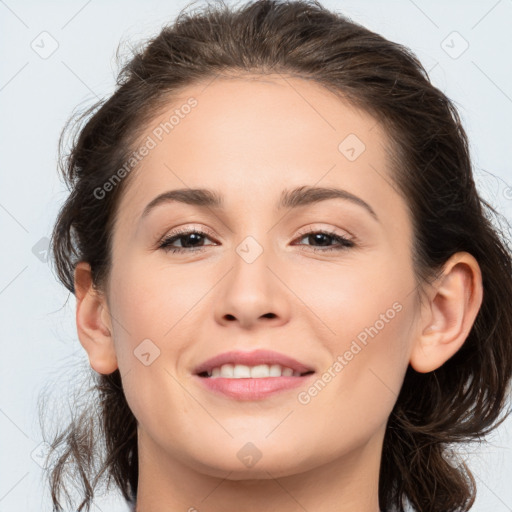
[1,0,511,510]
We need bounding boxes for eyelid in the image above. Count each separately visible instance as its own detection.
[157,223,354,244]
[294,224,354,241]
[155,224,218,245]
[156,222,359,257]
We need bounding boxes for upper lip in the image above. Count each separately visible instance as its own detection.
[193,349,315,375]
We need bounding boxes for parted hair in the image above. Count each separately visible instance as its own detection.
[44,0,512,510]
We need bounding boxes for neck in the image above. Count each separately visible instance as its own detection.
[134,426,384,512]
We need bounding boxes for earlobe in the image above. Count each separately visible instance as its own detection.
[74,261,118,375]
[409,252,483,374]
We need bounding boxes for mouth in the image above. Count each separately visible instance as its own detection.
[194,363,316,400]
[197,363,315,379]
[192,349,316,399]
[193,349,316,380]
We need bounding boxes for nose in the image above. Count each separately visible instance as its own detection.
[213,244,291,330]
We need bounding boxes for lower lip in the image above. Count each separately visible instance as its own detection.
[194,374,315,400]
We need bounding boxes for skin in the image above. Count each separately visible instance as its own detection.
[74,74,483,512]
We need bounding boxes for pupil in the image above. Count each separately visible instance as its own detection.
[312,233,330,246]
[182,233,333,248]
[186,233,202,247]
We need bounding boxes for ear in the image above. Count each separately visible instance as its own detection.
[74,261,118,375]
[410,252,483,373]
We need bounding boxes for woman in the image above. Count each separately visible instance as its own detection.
[44,0,512,510]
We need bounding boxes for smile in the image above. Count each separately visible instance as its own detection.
[198,363,315,379]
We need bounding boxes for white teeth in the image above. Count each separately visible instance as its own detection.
[269,364,282,377]
[251,364,271,378]
[233,364,251,378]
[206,363,303,378]
[220,364,234,378]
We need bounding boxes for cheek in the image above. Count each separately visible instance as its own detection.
[293,248,413,342]
[107,255,218,400]
[293,251,415,410]
[109,256,209,339]
[106,258,201,435]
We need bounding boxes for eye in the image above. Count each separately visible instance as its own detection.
[292,228,355,253]
[158,227,217,254]
[157,226,355,254]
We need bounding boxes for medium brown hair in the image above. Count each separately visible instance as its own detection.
[43,0,512,510]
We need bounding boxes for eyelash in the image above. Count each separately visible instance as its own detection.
[157,226,355,254]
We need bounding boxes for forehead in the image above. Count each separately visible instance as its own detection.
[115,74,406,236]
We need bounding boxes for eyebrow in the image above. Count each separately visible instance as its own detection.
[140,185,379,222]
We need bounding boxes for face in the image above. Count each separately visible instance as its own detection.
[104,75,420,480]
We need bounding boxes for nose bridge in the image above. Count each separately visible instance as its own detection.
[214,222,290,326]
[231,227,274,291]
[229,198,276,268]
[220,186,289,273]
